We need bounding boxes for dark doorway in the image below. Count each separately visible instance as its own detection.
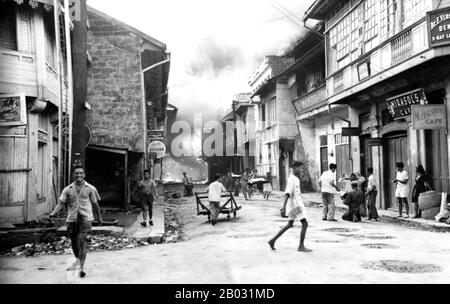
[383,132,408,209]
[86,148,126,210]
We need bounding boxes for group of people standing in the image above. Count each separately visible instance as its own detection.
[317,162,432,223]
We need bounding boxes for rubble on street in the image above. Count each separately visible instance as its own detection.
[1,233,151,258]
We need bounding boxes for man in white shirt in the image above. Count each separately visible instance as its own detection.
[366,167,379,221]
[205,173,227,225]
[268,162,311,252]
[318,163,340,221]
[394,162,409,218]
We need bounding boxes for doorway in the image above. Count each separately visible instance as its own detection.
[383,132,408,209]
[425,129,449,193]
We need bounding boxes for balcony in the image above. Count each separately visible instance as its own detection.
[327,18,432,104]
[292,85,327,116]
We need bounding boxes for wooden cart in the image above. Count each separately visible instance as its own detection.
[195,191,242,222]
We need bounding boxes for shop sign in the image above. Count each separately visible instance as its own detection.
[342,127,360,137]
[148,141,166,159]
[0,94,27,126]
[386,89,428,120]
[412,104,447,130]
[428,7,450,47]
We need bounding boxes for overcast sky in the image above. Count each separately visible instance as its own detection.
[88,0,315,122]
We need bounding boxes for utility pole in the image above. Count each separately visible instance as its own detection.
[71,0,88,168]
[232,100,238,173]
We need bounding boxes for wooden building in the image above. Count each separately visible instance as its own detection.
[0,0,73,223]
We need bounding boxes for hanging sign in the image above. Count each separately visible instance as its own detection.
[412,104,447,130]
[0,94,27,126]
[428,7,450,47]
[386,88,428,120]
[148,141,166,159]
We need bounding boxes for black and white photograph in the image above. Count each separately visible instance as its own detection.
[1,0,450,289]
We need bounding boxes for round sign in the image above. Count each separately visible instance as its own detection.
[148,141,166,159]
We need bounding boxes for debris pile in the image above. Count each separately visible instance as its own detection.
[163,199,184,243]
[1,233,151,257]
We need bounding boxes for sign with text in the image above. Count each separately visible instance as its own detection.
[342,127,360,137]
[412,104,447,130]
[148,141,166,159]
[386,88,428,120]
[428,7,450,47]
[0,94,27,126]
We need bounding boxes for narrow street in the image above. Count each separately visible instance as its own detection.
[1,192,450,284]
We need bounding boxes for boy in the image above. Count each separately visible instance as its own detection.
[138,170,158,227]
[268,162,311,252]
[205,173,227,225]
[342,182,365,222]
[394,162,409,218]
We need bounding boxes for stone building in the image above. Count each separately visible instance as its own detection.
[304,0,450,212]
[85,6,170,209]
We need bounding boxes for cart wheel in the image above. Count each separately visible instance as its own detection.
[233,211,237,218]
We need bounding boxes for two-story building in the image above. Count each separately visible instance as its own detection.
[305,0,450,211]
[249,56,297,191]
[283,28,349,192]
[85,6,170,210]
[0,0,73,223]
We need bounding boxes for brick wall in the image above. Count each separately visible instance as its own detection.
[86,11,144,152]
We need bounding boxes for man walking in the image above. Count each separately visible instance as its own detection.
[183,172,193,196]
[240,168,253,200]
[394,162,409,218]
[138,170,158,227]
[205,173,227,225]
[319,164,340,221]
[49,165,102,278]
[268,162,311,252]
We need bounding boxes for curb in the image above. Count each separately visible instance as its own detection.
[305,199,450,232]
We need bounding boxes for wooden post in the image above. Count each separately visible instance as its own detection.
[70,0,88,168]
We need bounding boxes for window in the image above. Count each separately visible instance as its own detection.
[0,2,17,51]
[44,11,56,67]
[380,0,398,40]
[328,3,363,73]
[363,0,380,53]
[260,104,266,129]
[37,141,48,200]
[403,0,428,27]
[267,97,277,127]
[319,135,328,174]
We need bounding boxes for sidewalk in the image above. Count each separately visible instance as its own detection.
[124,199,165,244]
[269,191,450,232]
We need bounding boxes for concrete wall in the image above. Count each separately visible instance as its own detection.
[86,11,144,152]
[277,81,297,138]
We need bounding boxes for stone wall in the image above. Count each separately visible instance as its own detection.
[86,11,144,152]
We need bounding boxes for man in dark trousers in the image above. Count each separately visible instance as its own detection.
[342,182,365,222]
[49,165,102,278]
[138,170,158,227]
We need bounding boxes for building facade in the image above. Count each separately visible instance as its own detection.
[305,0,450,211]
[249,56,298,191]
[85,6,170,209]
[283,29,344,192]
[0,0,72,223]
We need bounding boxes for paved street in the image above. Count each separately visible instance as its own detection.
[1,192,450,284]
